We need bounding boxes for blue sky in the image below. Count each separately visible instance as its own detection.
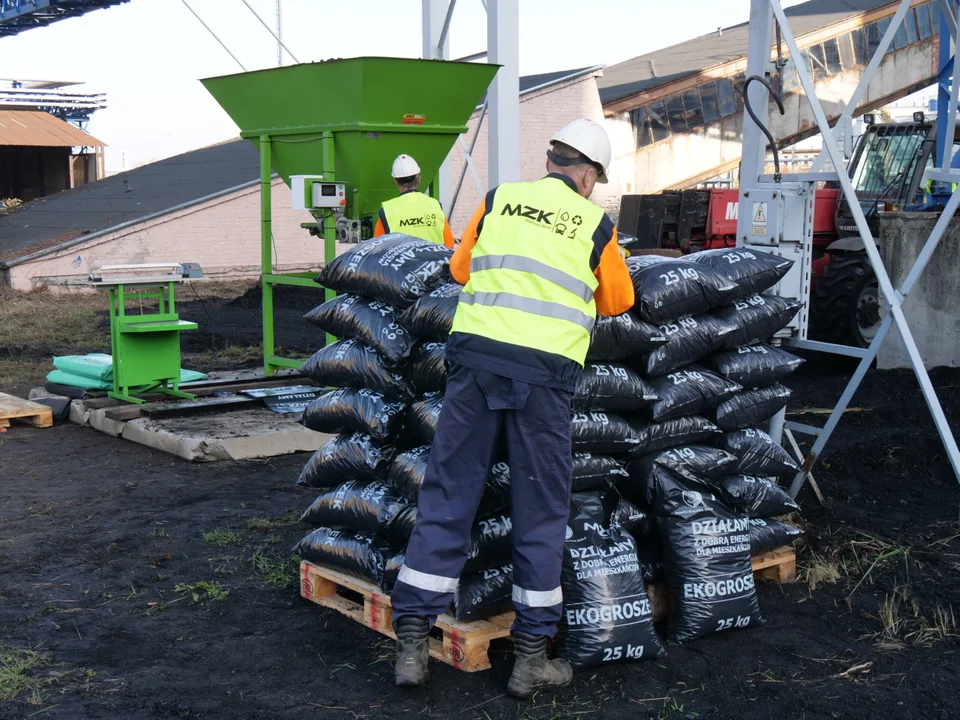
[0,0,806,170]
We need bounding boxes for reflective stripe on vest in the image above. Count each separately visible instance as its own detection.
[381,192,446,244]
[469,254,594,304]
[451,176,605,365]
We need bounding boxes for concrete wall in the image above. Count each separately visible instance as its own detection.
[613,40,937,195]
[878,213,960,370]
[446,71,623,231]
[8,177,319,291]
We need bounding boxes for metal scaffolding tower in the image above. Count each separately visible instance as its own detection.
[737,0,960,498]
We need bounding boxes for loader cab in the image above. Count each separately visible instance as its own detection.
[835,120,934,238]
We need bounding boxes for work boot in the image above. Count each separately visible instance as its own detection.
[394,616,430,687]
[507,631,573,698]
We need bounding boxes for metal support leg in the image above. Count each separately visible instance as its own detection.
[259,135,275,376]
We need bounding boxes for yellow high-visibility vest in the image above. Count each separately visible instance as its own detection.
[451,177,604,365]
[381,192,446,244]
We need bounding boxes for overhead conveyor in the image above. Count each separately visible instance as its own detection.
[0,1,128,38]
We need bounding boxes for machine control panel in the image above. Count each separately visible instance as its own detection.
[290,174,347,210]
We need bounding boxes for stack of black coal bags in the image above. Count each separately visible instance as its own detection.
[291,234,453,589]
[556,248,808,666]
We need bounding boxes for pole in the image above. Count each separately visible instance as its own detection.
[422,0,453,210]
[260,136,275,375]
[276,0,282,66]
[487,0,520,186]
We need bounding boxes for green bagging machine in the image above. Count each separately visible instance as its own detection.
[201,57,499,376]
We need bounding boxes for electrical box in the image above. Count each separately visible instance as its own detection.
[290,175,347,211]
[738,182,815,339]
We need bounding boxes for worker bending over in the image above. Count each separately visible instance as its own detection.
[374,154,455,247]
[390,119,635,697]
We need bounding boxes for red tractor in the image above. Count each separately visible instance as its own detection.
[617,118,942,347]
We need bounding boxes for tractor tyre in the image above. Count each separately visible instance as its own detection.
[810,253,883,348]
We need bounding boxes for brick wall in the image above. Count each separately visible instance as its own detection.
[9,177,320,291]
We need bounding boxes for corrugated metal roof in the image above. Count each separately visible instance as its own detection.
[0,138,258,265]
[0,109,105,147]
[598,0,898,106]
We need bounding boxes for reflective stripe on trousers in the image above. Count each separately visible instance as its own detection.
[458,290,595,332]
[396,566,459,594]
[470,254,594,304]
[513,585,562,608]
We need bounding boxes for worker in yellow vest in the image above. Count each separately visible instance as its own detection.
[374,154,456,247]
[390,119,635,696]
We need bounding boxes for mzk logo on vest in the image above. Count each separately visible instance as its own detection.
[501,203,584,239]
[399,213,439,229]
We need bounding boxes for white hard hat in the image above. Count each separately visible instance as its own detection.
[391,154,421,179]
[549,119,612,183]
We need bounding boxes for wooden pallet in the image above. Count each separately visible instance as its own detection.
[300,562,513,672]
[0,393,53,432]
[751,546,797,583]
[299,547,796,672]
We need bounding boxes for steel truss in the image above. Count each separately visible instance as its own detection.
[738,0,960,499]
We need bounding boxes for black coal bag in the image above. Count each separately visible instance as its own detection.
[575,363,658,412]
[296,433,396,489]
[399,282,461,339]
[299,338,413,400]
[647,366,742,422]
[571,411,642,454]
[749,518,804,555]
[627,255,739,323]
[720,475,800,518]
[407,341,447,394]
[300,387,407,441]
[407,392,443,445]
[626,416,723,459]
[315,234,453,308]
[301,479,411,536]
[464,511,514,573]
[624,445,738,506]
[558,491,664,668]
[390,504,418,546]
[653,467,763,642]
[702,343,804,389]
[718,428,799,478]
[714,294,802,349]
[380,548,406,593]
[454,563,514,622]
[573,453,629,491]
[293,527,384,585]
[588,312,668,361]
[715,383,792,431]
[638,314,739,377]
[385,446,433,501]
[613,497,657,539]
[687,248,793,300]
[303,294,415,362]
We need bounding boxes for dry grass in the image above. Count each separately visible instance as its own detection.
[800,550,842,591]
[870,584,957,649]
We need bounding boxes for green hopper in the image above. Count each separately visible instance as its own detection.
[201,57,499,375]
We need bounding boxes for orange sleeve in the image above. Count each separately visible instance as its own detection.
[442,218,456,249]
[373,217,386,237]
[593,229,635,316]
[450,201,486,285]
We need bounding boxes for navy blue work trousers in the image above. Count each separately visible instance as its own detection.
[391,363,573,637]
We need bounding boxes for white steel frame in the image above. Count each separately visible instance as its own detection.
[738,0,960,498]
[422,0,519,213]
